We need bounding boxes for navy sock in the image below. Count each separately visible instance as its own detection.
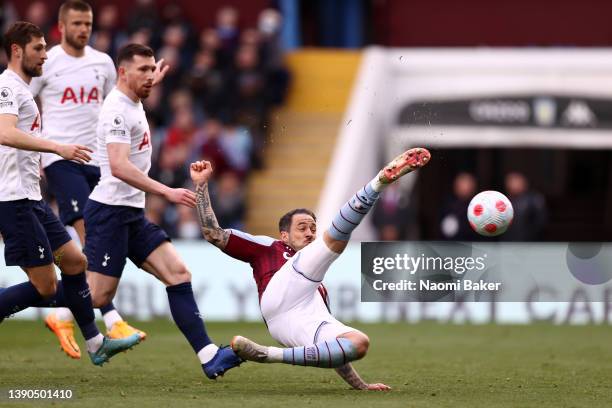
[99,303,116,315]
[0,282,42,317]
[61,272,99,340]
[166,282,212,353]
[34,281,66,307]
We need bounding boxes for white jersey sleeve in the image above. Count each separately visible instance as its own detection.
[103,56,117,97]
[0,82,19,116]
[89,87,152,208]
[103,113,130,144]
[0,69,43,201]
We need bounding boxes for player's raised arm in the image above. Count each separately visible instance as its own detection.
[0,114,92,163]
[190,160,230,249]
[107,142,196,207]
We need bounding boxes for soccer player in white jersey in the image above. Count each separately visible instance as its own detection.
[189,147,430,390]
[29,0,145,360]
[0,21,140,366]
[82,43,242,379]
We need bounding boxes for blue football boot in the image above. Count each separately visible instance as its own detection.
[88,333,141,366]
[203,345,244,379]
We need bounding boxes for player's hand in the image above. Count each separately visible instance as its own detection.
[365,383,391,391]
[190,160,213,185]
[56,143,93,164]
[164,188,197,208]
[152,58,170,86]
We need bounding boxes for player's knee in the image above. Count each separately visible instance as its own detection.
[90,286,113,308]
[59,251,88,275]
[168,263,191,285]
[352,333,370,359]
[32,277,58,299]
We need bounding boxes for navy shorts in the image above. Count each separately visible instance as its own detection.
[83,200,170,278]
[0,199,72,267]
[44,161,101,226]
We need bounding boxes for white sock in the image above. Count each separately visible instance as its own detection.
[55,307,74,322]
[86,334,105,353]
[370,175,385,192]
[197,344,219,364]
[102,309,123,330]
[267,346,283,363]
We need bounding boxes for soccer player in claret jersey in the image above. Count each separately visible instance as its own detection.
[189,147,430,390]
[79,43,241,379]
[0,21,140,365]
[29,0,146,360]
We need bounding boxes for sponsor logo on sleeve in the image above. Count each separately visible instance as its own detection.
[110,114,126,135]
[0,87,14,107]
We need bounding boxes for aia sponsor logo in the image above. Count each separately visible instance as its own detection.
[30,114,40,131]
[138,131,150,150]
[60,86,100,104]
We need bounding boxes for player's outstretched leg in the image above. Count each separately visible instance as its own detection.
[326,147,430,245]
[143,242,243,379]
[231,334,366,368]
[165,281,243,379]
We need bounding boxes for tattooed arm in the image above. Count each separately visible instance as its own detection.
[335,364,391,391]
[190,160,229,249]
[195,182,230,249]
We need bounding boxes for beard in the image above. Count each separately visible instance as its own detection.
[136,86,152,99]
[65,33,87,51]
[22,59,42,77]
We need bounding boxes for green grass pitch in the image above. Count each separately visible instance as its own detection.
[1,320,611,407]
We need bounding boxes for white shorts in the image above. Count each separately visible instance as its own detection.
[260,237,355,347]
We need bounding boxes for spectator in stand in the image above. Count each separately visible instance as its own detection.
[372,182,415,240]
[231,45,266,127]
[1,0,18,34]
[156,45,185,104]
[25,1,59,46]
[199,28,231,69]
[218,117,253,177]
[197,118,234,177]
[258,8,290,105]
[90,4,126,60]
[166,107,198,151]
[162,23,191,72]
[127,0,159,34]
[210,171,246,230]
[502,172,548,241]
[186,49,226,115]
[439,172,480,240]
[215,6,240,56]
[128,27,153,47]
[176,205,201,239]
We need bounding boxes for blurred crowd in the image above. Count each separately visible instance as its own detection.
[372,171,548,241]
[0,0,290,238]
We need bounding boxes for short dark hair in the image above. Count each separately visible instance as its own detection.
[3,21,44,61]
[278,208,316,232]
[59,0,92,21]
[117,43,155,66]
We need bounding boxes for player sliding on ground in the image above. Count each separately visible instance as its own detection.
[189,147,430,390]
